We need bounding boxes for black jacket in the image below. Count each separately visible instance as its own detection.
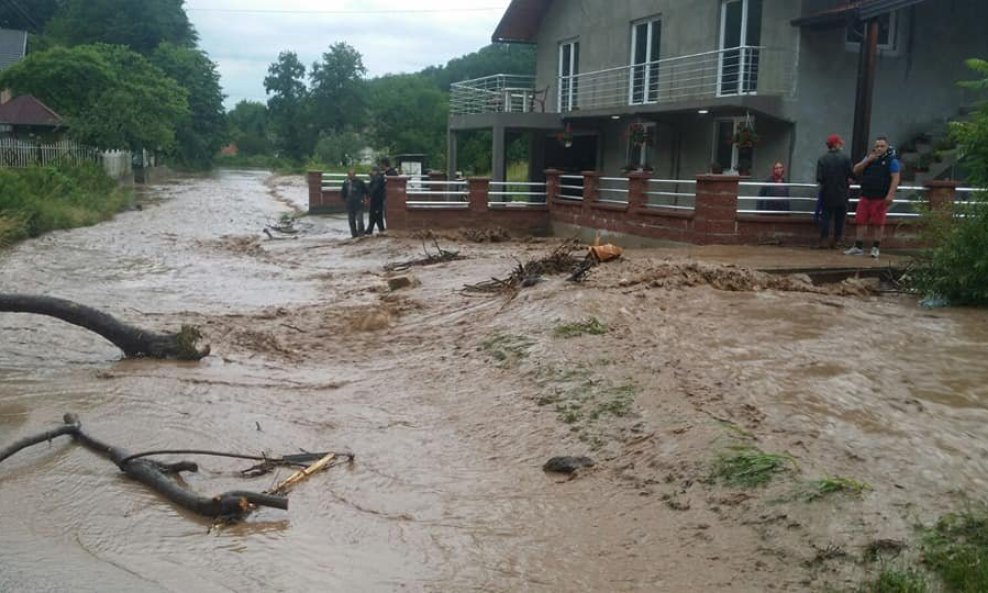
[858,151,897,199]
[341,177,368,205]
[816,149,853,208]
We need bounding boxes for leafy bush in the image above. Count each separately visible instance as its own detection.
[0,163,130,246]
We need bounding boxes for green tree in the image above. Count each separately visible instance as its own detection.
[0,0,62,33]
[367,74,446,164]
[0,44,189,151]
[420,43,535,90]
[227,100,272,156]
[151,43,227,168]
[309,42,367,136]
[915,58,988,305]
[264,50,311,161]
[45,0,197,55]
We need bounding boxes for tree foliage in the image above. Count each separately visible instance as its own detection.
[309,42,367,136]
[264,51,312,161]
[227,100,272,156]
[151,43,227,168]
[915,59,988,305]
[44,0,197,55]
[0,44,189,151]
[366,74,447,163]
[0,0,62,33]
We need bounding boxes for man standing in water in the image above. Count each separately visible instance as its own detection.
[846,136,900,258]
[341,168,368,238]
[366,166,386,235]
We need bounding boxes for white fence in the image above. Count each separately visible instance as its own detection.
[0,138,132,180]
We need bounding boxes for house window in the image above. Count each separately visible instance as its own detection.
[845,12,899,53]
[629,17,661,105]
[718,0,762,96]
[558,40,580,112]
[713,117,755,176]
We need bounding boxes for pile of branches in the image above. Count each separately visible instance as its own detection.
[384,239,463,272]
[463,241,596,294]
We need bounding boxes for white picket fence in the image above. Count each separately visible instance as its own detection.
[0,138,132,180]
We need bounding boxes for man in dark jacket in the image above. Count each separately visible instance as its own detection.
[366,166,386,235]
[341,168,368,238]
[816,134,854,249]
[846,136,900,258]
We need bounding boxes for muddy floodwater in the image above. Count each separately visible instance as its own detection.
[2,169,987,592]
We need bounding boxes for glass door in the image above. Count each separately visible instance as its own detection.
[630,18,661,105]
[718,0,761,96]
[558,40,580,112]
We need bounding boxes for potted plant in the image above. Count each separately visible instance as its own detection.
[556,124,574,148]
[628,123,652,147]
[733,121,759,148]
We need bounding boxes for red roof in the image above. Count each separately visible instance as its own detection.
[0,94,63,127]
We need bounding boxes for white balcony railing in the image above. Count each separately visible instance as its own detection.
[450,74,539,115]
[557,46,795,113]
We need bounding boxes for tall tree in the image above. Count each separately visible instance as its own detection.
[0,44,189,151]
[309,42,367,136]
[227,100,272,156]
[151,43,227,168]
[264,51,311,161]
[367,74,446,164]
[45,0,197,55]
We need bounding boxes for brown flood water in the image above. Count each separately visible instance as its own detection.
[2,169,988,592]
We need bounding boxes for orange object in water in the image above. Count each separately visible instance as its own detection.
[589,243,623,262]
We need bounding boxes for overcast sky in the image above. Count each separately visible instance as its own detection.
[184,0,514,110]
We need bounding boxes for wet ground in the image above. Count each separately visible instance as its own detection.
[1,169,987,592]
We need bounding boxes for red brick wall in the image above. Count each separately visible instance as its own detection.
[307,171,346,214]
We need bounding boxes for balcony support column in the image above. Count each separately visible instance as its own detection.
[447,129,458,180]
[492,123,506,185]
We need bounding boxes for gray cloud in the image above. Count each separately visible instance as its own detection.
[184,0,512,109]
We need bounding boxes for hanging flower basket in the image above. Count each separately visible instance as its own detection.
[628,123,652,147]
[733,122,760,148]
[555,124,574,148]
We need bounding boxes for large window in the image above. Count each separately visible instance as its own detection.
[718,0,762,96]
[558,40,580,112]
[629,17,662,105]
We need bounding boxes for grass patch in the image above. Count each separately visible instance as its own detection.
[856,568,929,593]
[553,317,608,338]
[803,476,872,502]
[480,333,534,366]
[922,509,988,592]
[711,445,796,488]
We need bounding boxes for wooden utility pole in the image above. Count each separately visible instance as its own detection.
[851,18,880,162]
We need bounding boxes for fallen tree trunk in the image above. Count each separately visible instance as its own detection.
[0,414,286,521]
[0,293,209,360]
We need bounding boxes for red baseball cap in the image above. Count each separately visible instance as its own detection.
[826,134,844,148]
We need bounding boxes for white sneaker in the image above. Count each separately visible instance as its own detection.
[844,246,864,256]
[870,246,880,258]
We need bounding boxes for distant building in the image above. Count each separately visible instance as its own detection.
[0,94,64,140]
[0,28,28,105]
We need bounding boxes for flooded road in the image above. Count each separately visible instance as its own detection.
[2,169,988,592]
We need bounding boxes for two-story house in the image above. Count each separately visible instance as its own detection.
[448,0,986,185]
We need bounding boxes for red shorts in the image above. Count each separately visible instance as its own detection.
[855,197,888,226]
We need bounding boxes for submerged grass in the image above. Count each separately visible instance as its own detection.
[922,509,988,592]
[711,445,796,488]
[553,317,608,338]
[0,163,131,247]
[856,569,929,593]
[480,333,535,366]
[803,476,872,501]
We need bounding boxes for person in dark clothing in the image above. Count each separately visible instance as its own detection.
[816,134,854,249]
[341,168,367,238]
[366,166,386,235]
[756,161,790,212]
[381,157,398,178]
[846,136,901,258]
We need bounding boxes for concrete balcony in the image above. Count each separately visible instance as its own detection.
[448,74,561,131]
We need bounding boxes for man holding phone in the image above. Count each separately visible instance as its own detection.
[846,136,900,258]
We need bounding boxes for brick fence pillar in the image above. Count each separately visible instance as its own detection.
[627,171,650,211]
[468,177,490,221]
[544,169,561,207]
[385,176,409,230]
[693,174,740,244]
[428,170,448,183]
[581,171,601,210]
[924,179,958,213]
[307,170,323,211]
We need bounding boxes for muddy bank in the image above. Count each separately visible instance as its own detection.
[2,171,987,592]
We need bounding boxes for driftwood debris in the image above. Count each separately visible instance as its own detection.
[384,239,462,272]
[0,293,210,360]
[0,414,338,521]
[462,242,591,294]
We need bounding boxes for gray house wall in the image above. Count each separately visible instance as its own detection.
[788,0,988,181]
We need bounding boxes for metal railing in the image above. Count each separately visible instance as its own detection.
[736,182,931,219]
[450,74,539,115]
[406,179,468,205]
[558,175,584,201]
[646,178,697,210]
[488,181,547,205]
[321,172,346,191]
[597,177,629,205]
[558,46,795,113]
